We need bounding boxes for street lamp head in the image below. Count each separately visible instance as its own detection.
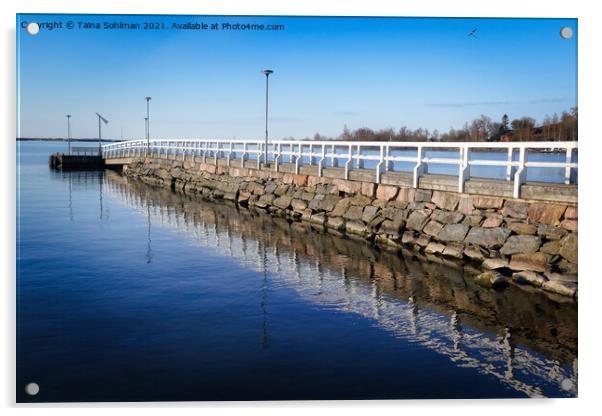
[262,69,274,76]
[145,96,152,101]
[66,114,71,118]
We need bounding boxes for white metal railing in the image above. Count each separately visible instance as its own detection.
[102,139,578,198]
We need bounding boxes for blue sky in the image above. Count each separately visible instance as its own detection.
[17,14,577,140]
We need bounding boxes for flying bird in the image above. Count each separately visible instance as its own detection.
[467,28,478,38]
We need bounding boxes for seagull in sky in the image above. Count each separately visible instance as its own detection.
[467,28,478,38]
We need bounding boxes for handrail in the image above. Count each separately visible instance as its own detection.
[102,139,578,198]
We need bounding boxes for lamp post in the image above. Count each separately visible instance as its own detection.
[66,114,71,155]
[262,69,273,165]
[144,117,148,150]
[96,113,109,154]
[145,96,152,155]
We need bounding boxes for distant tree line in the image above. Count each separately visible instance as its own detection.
[312,107,577,142]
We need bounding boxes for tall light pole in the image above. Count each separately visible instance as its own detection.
[144,117,148,152]
[145,96,152,155]
[66,114,71,155]
[96,112,109,153]
[262,69,273,165]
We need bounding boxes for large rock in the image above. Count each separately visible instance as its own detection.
[559,233,577,264]
[502,200,528,219]
[560,219,578,232]
[317,194,341,211]
[462,215,483,227]
[361,182,376,198]
[474,271,509,289]
[308,194,325,210]
[402,231,416,245]
[431,191,460,211]
[482,215,503,228]
[362,205,380,223]
[564,206,577,219]
[326,216,345,231]
[431,209,464,224]
[509,252,549,272]
[537,224,568,240]
[540,240,561,255]
[396,187,415,203]
[345,220,368,236]
[406,209,432,231]
[332,179,362,195]
[457,195,475,214]
[425,242,446,254]
[331,198,352,217]
[528,203,567,225]
[350,195,372,206]
[437,223,469,242]
[380,219,404,237]
[414,189,432,202]
[309,212,327,226]
[482,258,509,270]
[442,243,464,259]
[472,196,504,209]
[507,222,537,235]
[273,195,293,209]
[465,227,511,249]
[500,235,542,256]
[542,280,577,298]
[423,220,444,237]
[344,205,364,221]
[375,184,398,201]
[291,199,308,212]
[512,271,547,287]
[464,245,486,261]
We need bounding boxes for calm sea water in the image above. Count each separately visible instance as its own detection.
[16,141,577,402]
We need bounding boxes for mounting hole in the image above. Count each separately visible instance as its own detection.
[561,378,574,391]
[25,382,40,396]
[26,22,40,36]
[560,27,573,39]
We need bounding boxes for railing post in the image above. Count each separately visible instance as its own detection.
[513,146,526,198]
[331,144,337,167]
[214,141,219,165]
[413,146,425,188]
[275,142,281,172]
[295,144,301,174]
[506,147,513,181]
[242,142,247,168]
[227,142,232,167]
[376,145,384,184]
[565,146,573,185]
[257,142,262,169]
[458,145,470,193]
[344,144,352,180]
[318,144,325,177]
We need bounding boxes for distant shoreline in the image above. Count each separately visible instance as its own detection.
[16,138,122,142]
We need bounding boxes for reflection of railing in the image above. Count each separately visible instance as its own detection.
[102,139,578,198]
[71,146,100,156]
[103,174,578,398]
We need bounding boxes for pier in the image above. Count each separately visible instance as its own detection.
[101,139,578,203]
[51,138,579,299]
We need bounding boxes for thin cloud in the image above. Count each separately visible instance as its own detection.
[427,98,573,108]
[333,111,360,116]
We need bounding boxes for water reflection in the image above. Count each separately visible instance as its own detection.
[102,170,577,398]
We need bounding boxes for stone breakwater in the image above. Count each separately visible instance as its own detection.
[123,157,578,299]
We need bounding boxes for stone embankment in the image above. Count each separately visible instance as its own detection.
[123,157,578,299]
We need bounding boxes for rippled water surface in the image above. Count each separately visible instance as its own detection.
[17,141,577,402]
